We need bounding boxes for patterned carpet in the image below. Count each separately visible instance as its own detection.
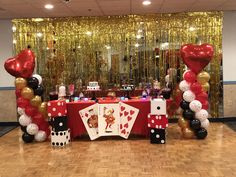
[0,126,17,137]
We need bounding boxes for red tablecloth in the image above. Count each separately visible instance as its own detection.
[67,98,151,139]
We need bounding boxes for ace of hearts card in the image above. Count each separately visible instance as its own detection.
[79,103,100,140]
[98,103,120,136]
[119,102,139,139]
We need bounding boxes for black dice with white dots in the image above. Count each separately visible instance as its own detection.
[150,128,166,144]
[51,116,68,132]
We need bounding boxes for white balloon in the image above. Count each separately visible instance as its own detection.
[32,74,42,85]
[26,123,39,135]
[165,75,170,83]
[34,130,47,142]
[201,119,210,129]
[189,100,202,112]
[195,109,209,122]
[179,80,190,92]
[17,107,25,115]
[19,114,32,126]
[183,90,196,102]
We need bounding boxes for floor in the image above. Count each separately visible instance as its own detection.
[0,123,236,177]
[0,126,17,137]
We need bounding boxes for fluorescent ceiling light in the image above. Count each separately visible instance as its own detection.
[142,0,151,6]
[44,4,54,9]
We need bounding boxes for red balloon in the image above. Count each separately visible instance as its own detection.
[202,101,209,110]
[196,92,208,103]
[4,49,35,78]
[17,97,30,108]
[180,44,214,74]
[32,113,44,125]
[183,71,196,83]
[25,105,38,117]
[190,82,202,94]
[15,89,21,98]
[38,121,50,137]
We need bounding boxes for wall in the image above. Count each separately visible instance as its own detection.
[0,20,17,122]
[222,11,236,117]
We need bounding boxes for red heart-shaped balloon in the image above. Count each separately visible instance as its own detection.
[180,44,214,74]
[4,49,35,78]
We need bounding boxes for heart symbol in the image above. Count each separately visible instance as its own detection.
[124,123,128,128]
[124,111,129,117]
[121,106,125,112]
[121,129,126,134]
[120,124,123,129]
[120,112,123,117]
[180,44,213,74]
[127,116,132,121]
[130,110,135,115]
[4,49,35,78]
[85,113,88,117]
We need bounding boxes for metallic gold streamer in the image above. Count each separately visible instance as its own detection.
[12,12,223,117]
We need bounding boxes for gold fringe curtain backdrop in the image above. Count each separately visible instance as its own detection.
[12,12,223,117]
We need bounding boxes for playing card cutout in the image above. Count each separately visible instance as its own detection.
[79,104,100,140]
[119,102,139,139]
[98,103,120,136]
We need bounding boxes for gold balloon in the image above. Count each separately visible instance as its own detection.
[30,96,42,107]
[182,128,195,139]
[197,71,210,84]
[178,117,190,129]
[15,77,27,89]
[21,87,34,100]
[201,82,210,92]
[38,102,48,117]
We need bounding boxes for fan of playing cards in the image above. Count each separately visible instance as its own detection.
[79,103,139,140]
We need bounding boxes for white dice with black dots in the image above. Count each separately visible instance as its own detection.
[51,129,71,147]
[150,98,166,115]
[150,128,166,144]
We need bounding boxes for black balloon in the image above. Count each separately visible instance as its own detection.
[27,77,39,89]
[22,132,34,143]
[180,100,190,110]
[196,128,208,139]
[182,109,195,120]
[34,85,44,96]
[20,126,27,133]
[190,119,201,130]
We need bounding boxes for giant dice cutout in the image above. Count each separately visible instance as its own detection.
[47,100,67,117]
[150,98,166,115]
[150,128,166,144]
[51,116,68,132]
[147,114,168,129]
[51,129,70,147]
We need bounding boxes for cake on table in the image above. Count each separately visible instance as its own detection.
[121,84,134,91]
[87,81,100,90]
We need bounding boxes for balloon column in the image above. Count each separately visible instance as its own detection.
[4,49,50,143]
[178,44,213,139]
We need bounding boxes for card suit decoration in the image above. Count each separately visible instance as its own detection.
[130,110,134,115]
[124,111,129,117]
[180,44,214,74]
[4,49,35,78]
[127,116,132,121]
[121,106,125,111]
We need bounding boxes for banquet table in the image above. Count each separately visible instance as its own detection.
[67,98,152,139]
[66,97,174,139]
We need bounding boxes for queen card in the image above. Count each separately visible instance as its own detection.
[79,104,100,140]
[98,103,120,136]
